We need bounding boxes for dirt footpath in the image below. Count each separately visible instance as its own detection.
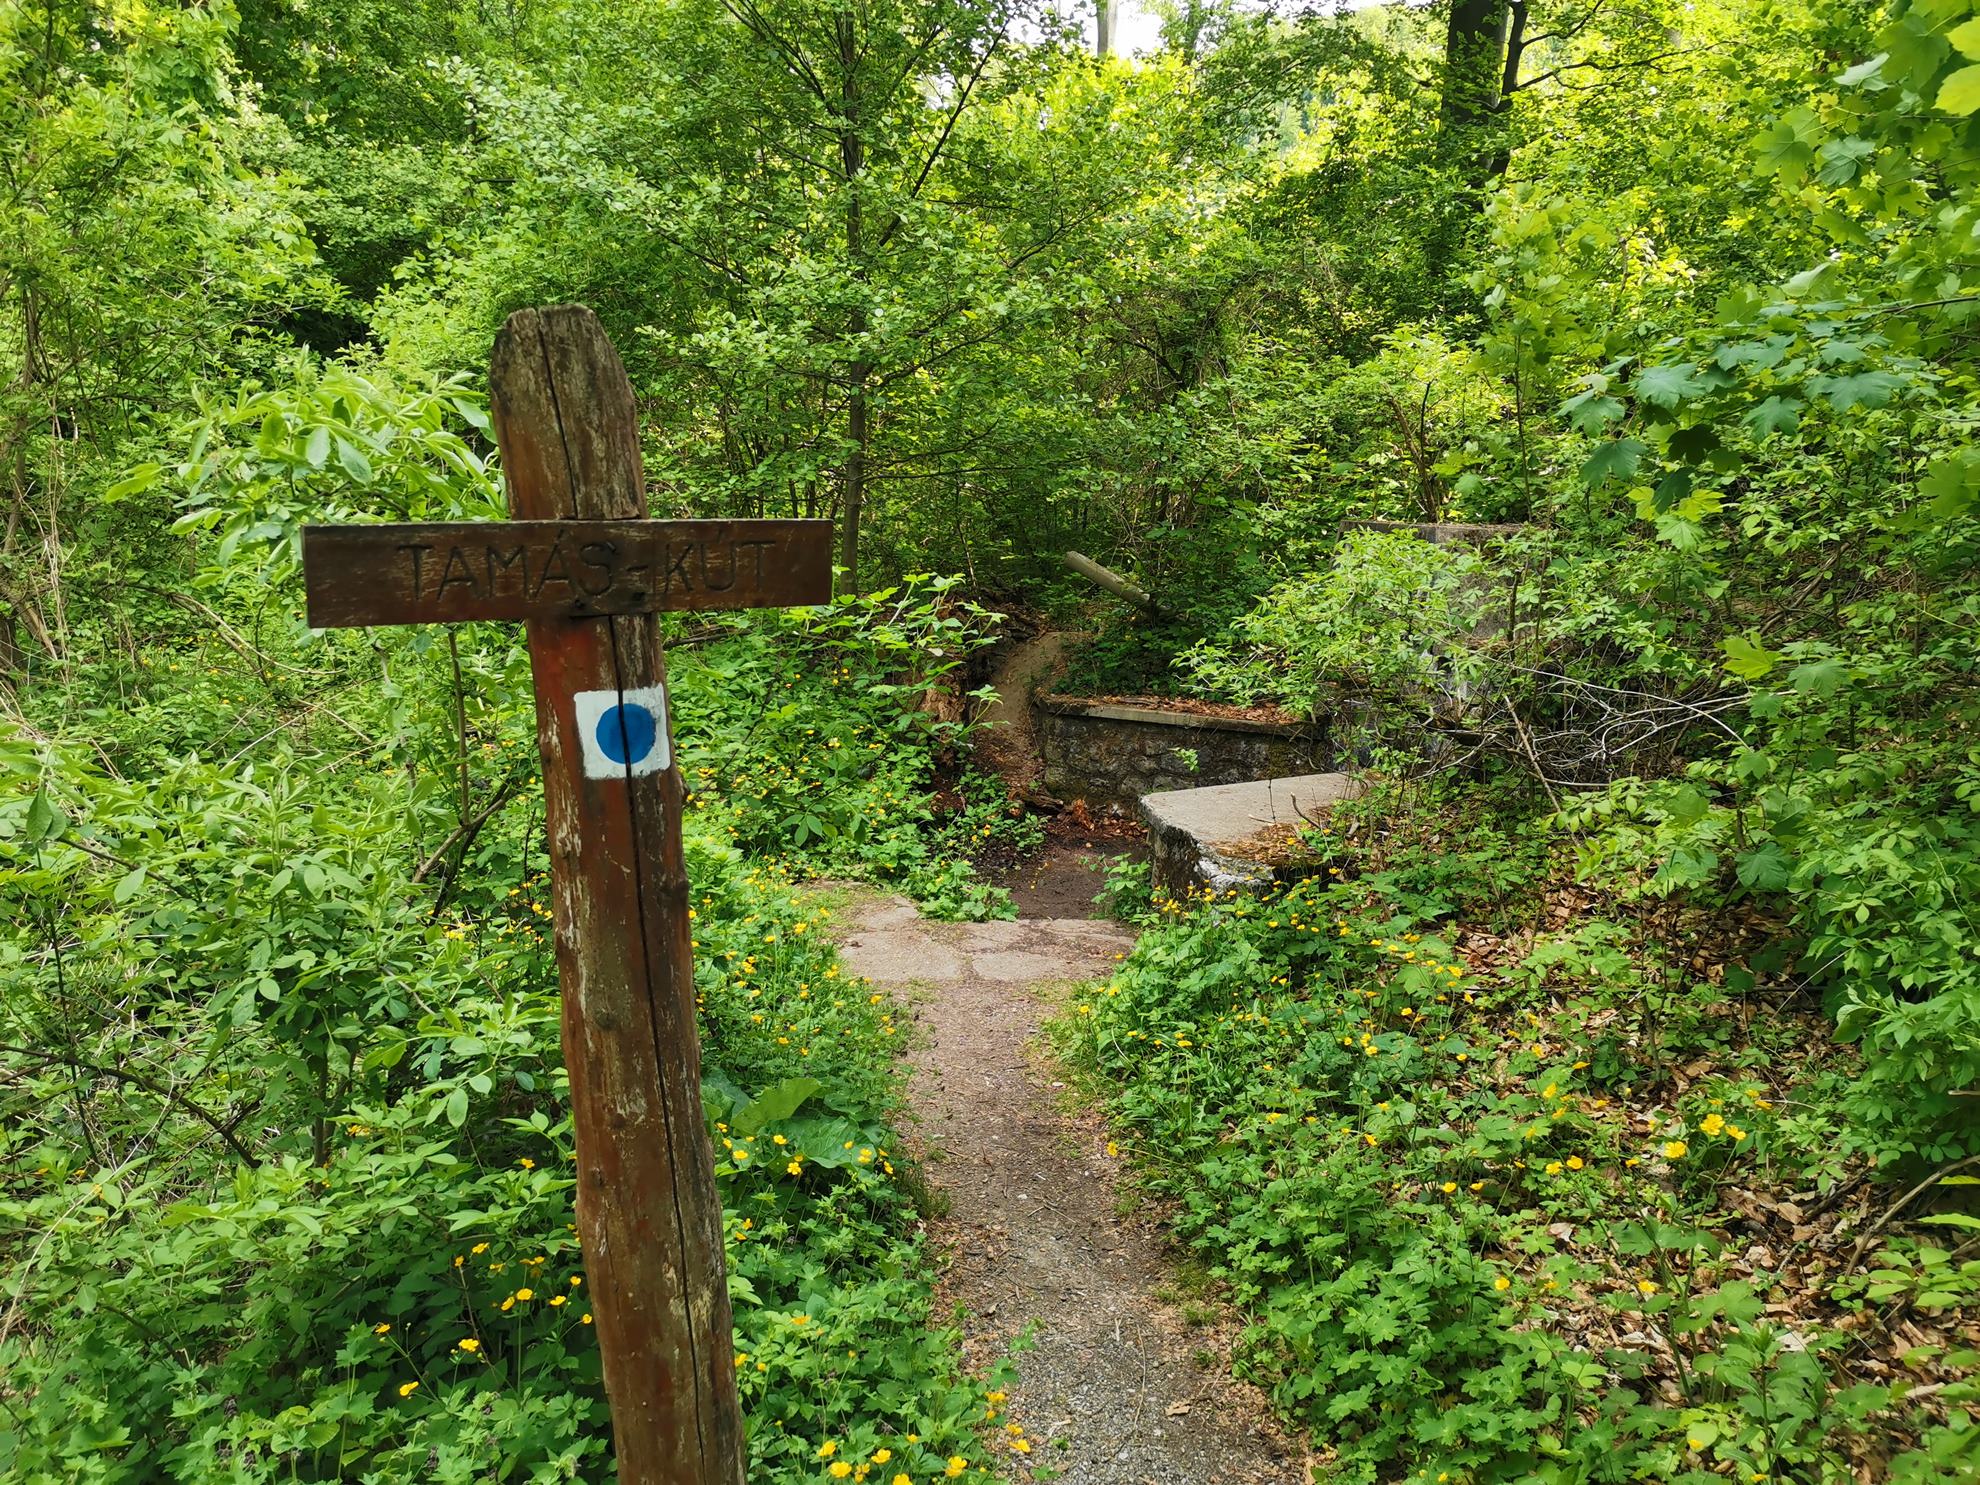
[835,890,1304,1485]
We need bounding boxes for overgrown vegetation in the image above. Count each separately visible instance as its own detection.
[0,501,1016,1477]
[6,0,1980,1478]
[1062,786,1978,1482]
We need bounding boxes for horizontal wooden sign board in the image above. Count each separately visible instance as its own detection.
[302,518,833,628]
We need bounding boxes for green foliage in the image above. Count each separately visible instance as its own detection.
[669,577,1020,919]
[1159,0,1980,1168]
[1058,865,1979,1483]
[11,0,1980,1479]
[0,0,329,671]
[0,381,1015,1478]
[1184,528,1488,714]
[0,620,1006,1482]
[0,799,998,1481]
[169,368,506,570]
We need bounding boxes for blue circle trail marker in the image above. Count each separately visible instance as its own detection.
[575,685,671,778]
[297,306,832,1485]
[597,704,655,765]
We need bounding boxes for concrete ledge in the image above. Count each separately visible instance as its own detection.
[1141,773,1362,896]
[1036,694,1318,738]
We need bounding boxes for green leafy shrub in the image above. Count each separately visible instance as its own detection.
[0,371,1016,1477]
[1184,528,1488,716]
[1057,871,1978,1483]
[0,724,1004,1482]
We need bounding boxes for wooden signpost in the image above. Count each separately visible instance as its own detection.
[303,305,832,1485]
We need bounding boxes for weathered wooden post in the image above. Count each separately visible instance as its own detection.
[302,305,833,1483]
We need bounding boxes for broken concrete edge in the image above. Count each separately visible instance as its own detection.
[1141,773,1364,847]
[1140,772,1364,897]
[1035,694,1322,738]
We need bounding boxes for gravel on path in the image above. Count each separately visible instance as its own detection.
[835,891,1305,1485]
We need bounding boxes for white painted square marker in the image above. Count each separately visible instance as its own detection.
[573,685,673,779]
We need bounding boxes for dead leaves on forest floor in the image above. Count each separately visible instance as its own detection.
[1433,874,1980,1469]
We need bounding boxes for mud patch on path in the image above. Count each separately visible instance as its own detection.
[833,885,1303,1485]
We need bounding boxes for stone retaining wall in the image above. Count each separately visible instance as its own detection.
[1035,696,1331,806]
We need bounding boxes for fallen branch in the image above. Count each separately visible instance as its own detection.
[1064,551,1162,615]
[416,776,526,924]
[1847,1152,1980,1269]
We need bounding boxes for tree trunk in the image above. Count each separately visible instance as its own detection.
[839,376,867,590]
[1438,0,1512,186]
[1096,0,1118,57]
[837,15,869,594]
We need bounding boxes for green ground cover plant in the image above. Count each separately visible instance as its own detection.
[1059,830,1980,1483]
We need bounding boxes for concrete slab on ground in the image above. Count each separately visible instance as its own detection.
[1141,772,1361,897]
